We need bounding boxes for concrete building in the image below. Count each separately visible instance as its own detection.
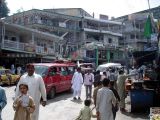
[114,6,159,51]
[113,6,160,66]
[5,8,124,64]
[0,20,61,68]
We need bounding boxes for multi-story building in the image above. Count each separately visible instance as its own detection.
[114,6,159,51]
[114,6,160,22]
[0,19,61,68]
[113,6,160,65]
[5,8,124,64]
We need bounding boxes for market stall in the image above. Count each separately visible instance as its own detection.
[150,107,160,120]
[126,75,160,113]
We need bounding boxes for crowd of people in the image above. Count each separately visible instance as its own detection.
[72,67,131,120]
[0,63,159,120]
[0,64,47,120]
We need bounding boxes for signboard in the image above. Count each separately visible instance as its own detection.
[59,22,66,28]
[151,33,158,42]
[24,44,35,52]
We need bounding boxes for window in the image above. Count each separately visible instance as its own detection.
[136,35,139,39]
[49,67,57,76]
[60,67,68,76]
[11,37,16,41]
[34,65,49,76]
[68,67,75,75]
[130,34,135,39]
[5,36,8,40]
[108,38,112,43]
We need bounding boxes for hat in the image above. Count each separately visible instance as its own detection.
[19,82,29,89]
[26,63,34,68]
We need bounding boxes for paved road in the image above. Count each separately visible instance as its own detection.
[2,85,148,120]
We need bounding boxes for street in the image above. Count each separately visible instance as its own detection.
[2,85,148,120]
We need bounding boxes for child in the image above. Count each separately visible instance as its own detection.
[13,83,35,120]
[76,99,96,120]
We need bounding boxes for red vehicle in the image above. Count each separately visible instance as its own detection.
[33,61,76,99]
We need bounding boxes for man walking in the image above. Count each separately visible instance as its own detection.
[96,78,116,120]
[15,64,47,120]
[84,70,94,99]
[71,67,83,100]
[94,70,101,87]
[0,86,7,120]
[117,70,136,112]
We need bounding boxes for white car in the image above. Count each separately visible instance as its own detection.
[96,63,122,73]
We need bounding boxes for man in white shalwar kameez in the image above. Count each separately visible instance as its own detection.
[96,78,116,120]
[15,64,47,120]
[71,67,83,100]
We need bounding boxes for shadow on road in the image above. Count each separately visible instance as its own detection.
[70,99,83,104]
[47,91,73,105]
[121,111,149,119]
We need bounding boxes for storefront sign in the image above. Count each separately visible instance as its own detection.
[24,44,36,53]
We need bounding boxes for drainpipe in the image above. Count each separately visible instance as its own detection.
[95,46,98,67]
[106,50,110,63]
[1,21,5,48]
[31,32,35,44]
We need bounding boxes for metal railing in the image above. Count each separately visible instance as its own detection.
[2,40,55,55]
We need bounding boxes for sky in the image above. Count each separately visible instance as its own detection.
[6,0,160,18]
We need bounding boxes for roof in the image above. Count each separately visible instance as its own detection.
[98,63,122,68]
[115,5,160,20]
[84,28,122,37]
[44,8,92,17]
[7,9,82,21]
[84,16,122,25]
[33,63,76,67]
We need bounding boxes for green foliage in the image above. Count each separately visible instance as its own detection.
[0,0,10,18]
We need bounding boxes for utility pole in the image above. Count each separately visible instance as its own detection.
[147,0,151,10]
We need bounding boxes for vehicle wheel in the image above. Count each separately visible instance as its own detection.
[48,87,56,99]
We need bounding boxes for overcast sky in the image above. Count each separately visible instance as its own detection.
[6,0,160,18]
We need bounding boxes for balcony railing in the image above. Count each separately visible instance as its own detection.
[124,27,142,33]
[84,25,121,34]
[1,40,55,55]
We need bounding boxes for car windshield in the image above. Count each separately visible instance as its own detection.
[96,66,106,72]
[34,65,49,76]
[0,70,5,75]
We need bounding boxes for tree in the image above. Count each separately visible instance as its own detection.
[0,0,10,18]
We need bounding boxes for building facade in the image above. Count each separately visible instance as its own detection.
[5,8,124,64]
[113,6,160,66]
[114,6,159,51]
[0,20,61,68]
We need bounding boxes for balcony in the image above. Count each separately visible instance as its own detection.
[31,21,81,32]
[123,27,141,33]
[1,40,55,55]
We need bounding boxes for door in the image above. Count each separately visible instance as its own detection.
[61,66,75,91]
[48,67,61,93]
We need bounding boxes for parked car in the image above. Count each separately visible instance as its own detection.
[79,63,95,74]
[33,61,76,99]
[0,69,20,85]
[96,63,122,73]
